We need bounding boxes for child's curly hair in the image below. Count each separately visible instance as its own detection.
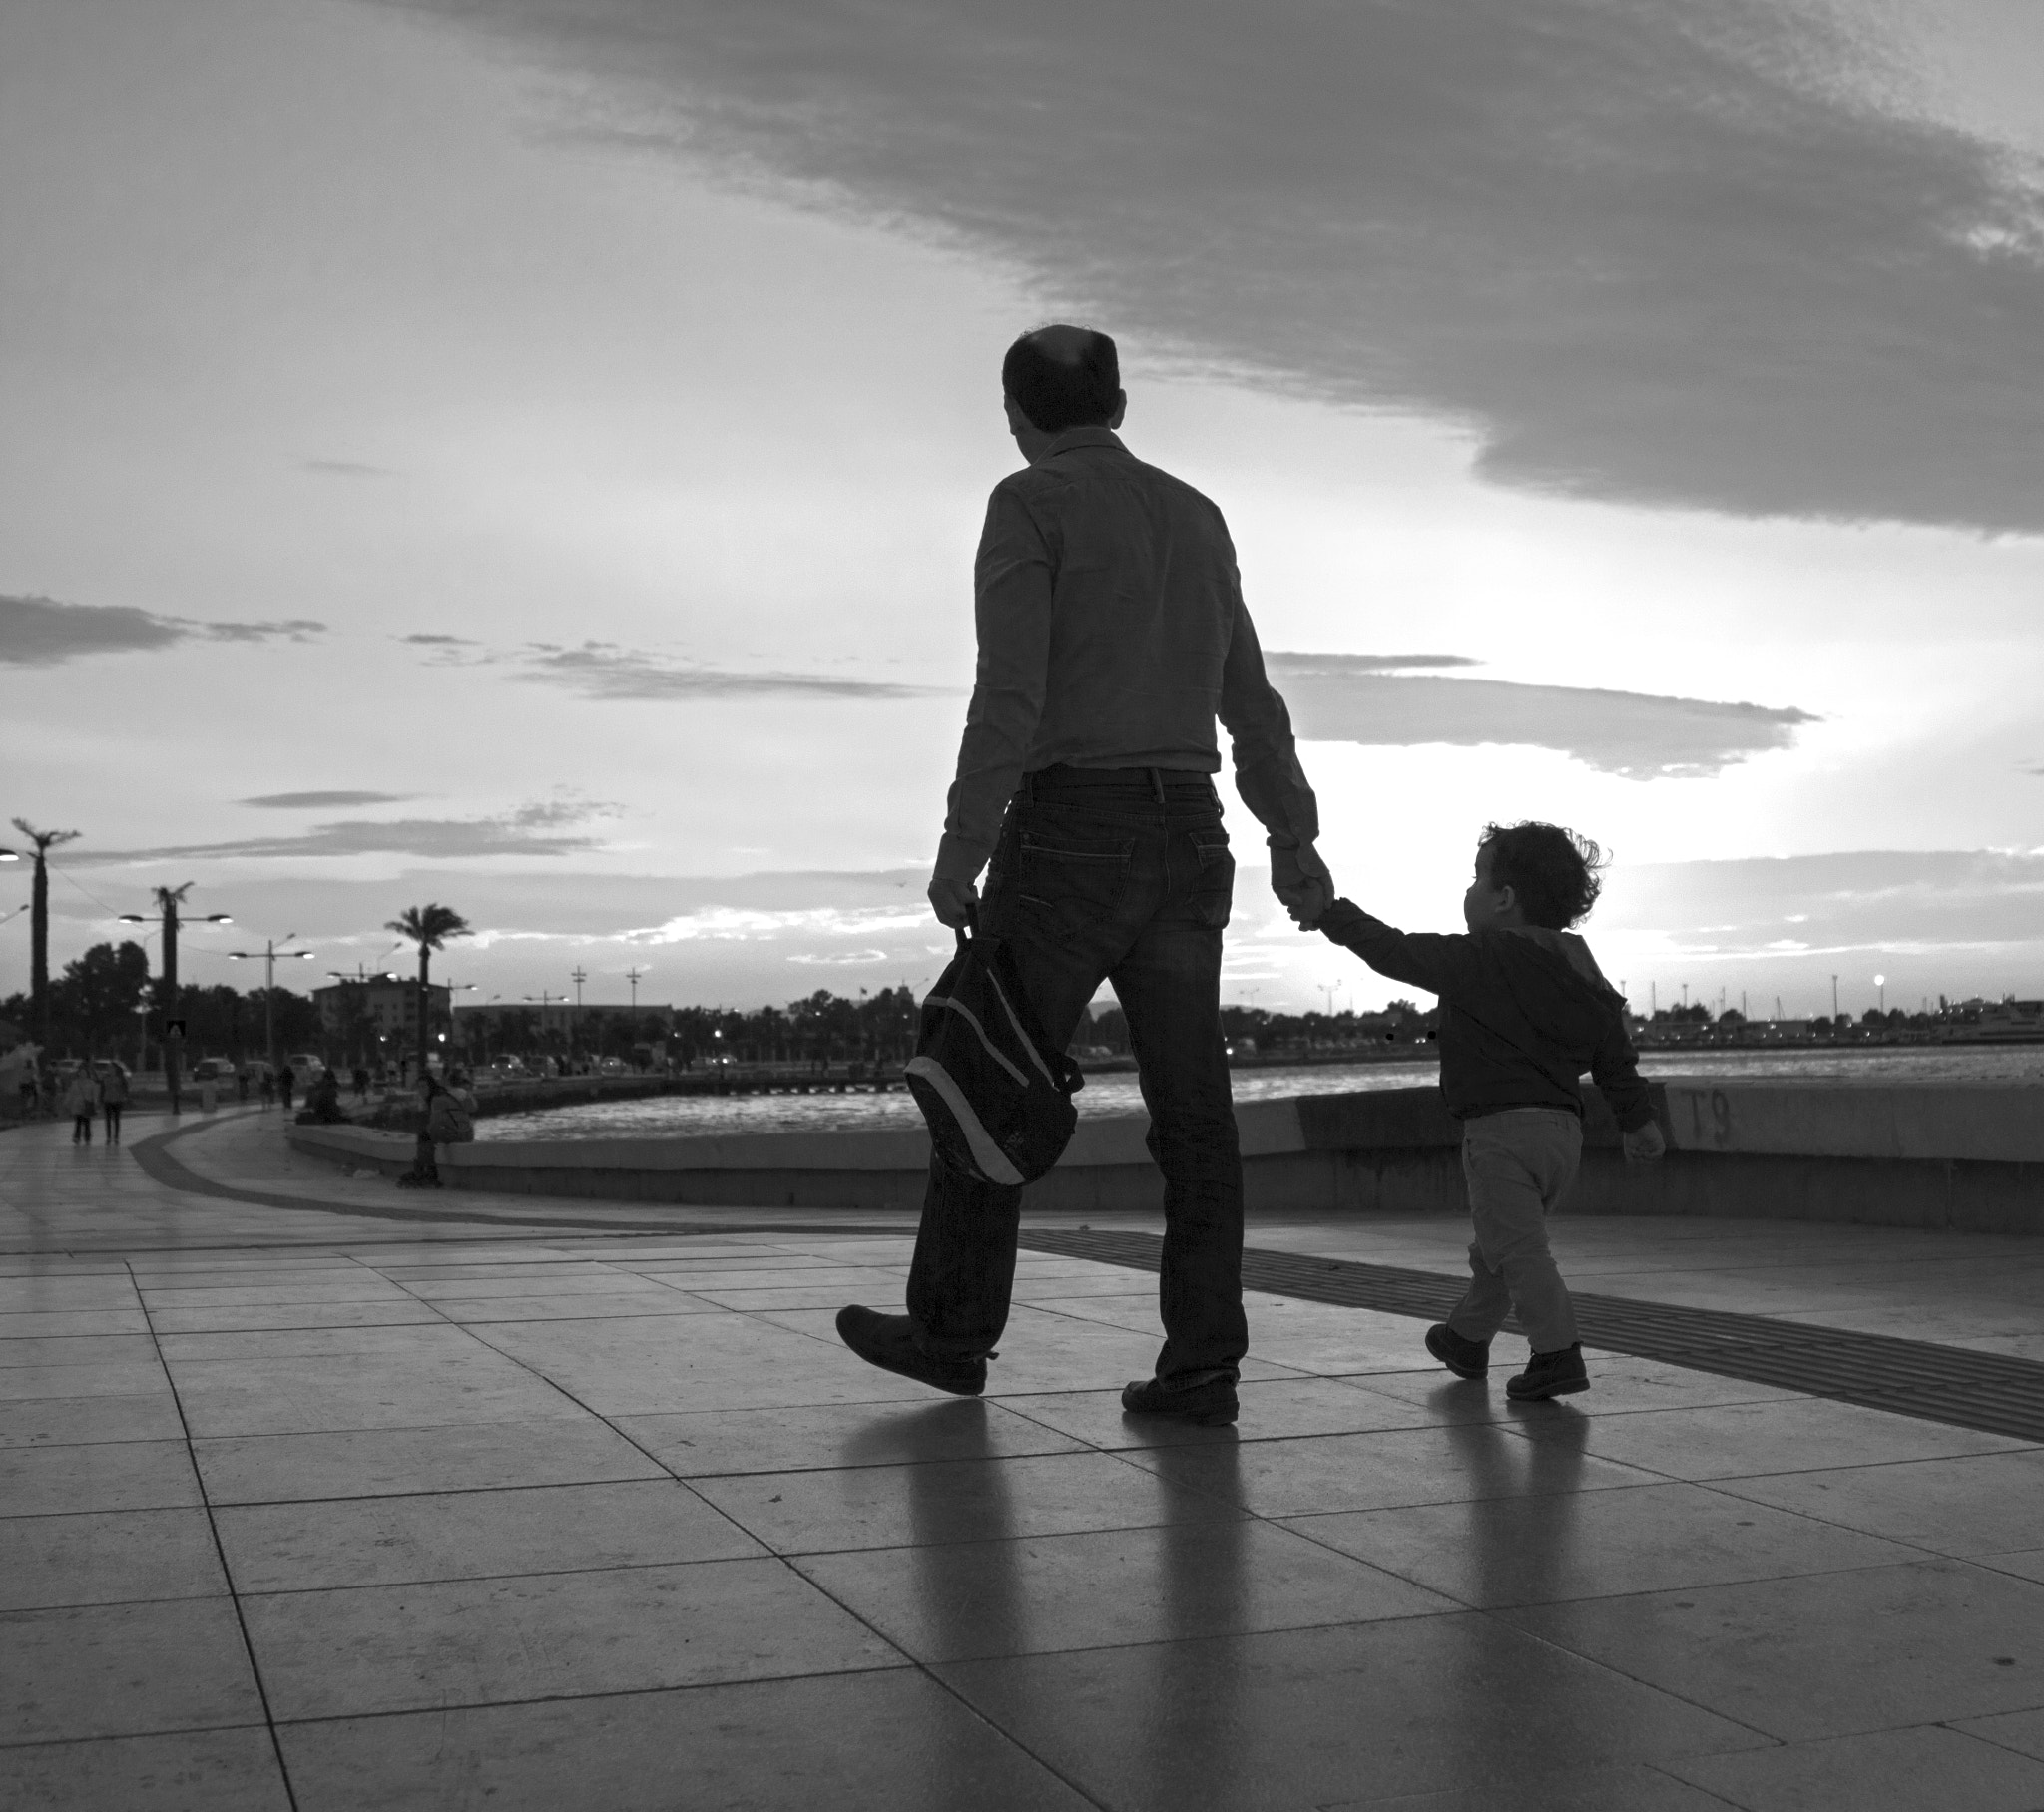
[1478,821,1606,929]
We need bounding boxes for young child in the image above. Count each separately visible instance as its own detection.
[1300,821,1665,1400]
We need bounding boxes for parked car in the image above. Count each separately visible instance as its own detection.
[191,1058,236,1081]
[283,1054,325,1091]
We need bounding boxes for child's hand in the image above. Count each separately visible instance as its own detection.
[1272,840,1335,927]
[1623,1122,1667,1163]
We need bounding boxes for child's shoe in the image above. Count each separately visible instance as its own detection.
[1507,1344,1589,1401]
[1424,1324,1489,1379]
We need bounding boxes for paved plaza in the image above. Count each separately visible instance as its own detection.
[5,1109,2044,1810]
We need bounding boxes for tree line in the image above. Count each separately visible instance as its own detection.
[0,941,322,1064]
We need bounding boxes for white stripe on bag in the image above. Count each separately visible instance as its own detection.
[925,994,1029,1089]
[905,1057,1027,1185]
[984,967,1059,1089]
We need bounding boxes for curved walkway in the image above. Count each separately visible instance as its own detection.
[4,1112,2044,1807]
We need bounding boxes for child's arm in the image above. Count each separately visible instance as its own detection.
[1588,1009,1660,1145]
[1314,899,1475,998]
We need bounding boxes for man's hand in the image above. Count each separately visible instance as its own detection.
[1271,839,1335,928]
[1623,1122,1667,1163]
[927,874,979,930]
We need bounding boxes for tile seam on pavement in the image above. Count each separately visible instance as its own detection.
[126,1255,305,1811]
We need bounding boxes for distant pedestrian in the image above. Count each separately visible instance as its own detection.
[236,1068,250,1103]
[303,1068,345,1124]
[16,1064,35,1119]
[1301,821,1666,1402]
[62,1072,95,1143]
[351,1066,369,1102]
[398,1073,474,1187]
[259,1068,276,1108]
[277,1067,295,1113]
[100,1064,129,1142]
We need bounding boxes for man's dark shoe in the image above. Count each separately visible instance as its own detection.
[1425,1324,1489,1380]
[1121,1373,1239,1427]
[834,1305,986,1397]
[1506,1343,1590,1401]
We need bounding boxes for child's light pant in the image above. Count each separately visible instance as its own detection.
[1445,1108,1582,1353]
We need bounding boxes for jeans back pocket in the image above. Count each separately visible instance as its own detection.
[1014,830,1136,929]
[1185,827,1235,927]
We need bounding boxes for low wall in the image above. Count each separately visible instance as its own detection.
[284,1079,2044,1234]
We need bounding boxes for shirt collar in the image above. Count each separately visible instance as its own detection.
[1043,426,1128,459]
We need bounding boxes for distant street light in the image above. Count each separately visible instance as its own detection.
[118,885,231,1110]
[1875,973,1886,1015]
[228,935,316,1073]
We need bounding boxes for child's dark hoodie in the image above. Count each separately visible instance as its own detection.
[1316,898,1654,1130]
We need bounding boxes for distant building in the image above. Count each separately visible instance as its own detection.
[312,978,450,1053]
[453,1001,673,1046]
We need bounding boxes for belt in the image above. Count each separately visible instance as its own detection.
[1023,764,1219,804]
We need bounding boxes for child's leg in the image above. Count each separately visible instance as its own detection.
[1448,1110,1583,1352]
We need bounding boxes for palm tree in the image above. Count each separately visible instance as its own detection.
[9,819,82,1044]
[383,903,471,1079]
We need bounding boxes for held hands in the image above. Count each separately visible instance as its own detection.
[1272,839,1335,928]
[927,874,979,930]
[1623,1122,1668,1164]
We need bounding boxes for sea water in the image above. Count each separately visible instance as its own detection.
[476,1044,2044,1142]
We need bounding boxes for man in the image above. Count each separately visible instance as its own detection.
[836,325,1332,1427]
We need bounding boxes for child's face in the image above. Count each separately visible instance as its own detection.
[1463,844,1524,931]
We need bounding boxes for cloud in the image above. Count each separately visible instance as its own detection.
[301,459,393,478]
[392,0,2044,533]
[1265,654,1480,676]
[1597,848,2044,964]
[1262,655,1813,777]
[399,633,478,647]
[512,641,943,701]
[239,791,419,809]
[72,798,621,865]
[1,594,326,667]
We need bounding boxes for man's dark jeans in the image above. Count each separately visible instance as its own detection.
[907,766,1247,1383]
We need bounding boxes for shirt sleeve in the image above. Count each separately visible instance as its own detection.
[1218,582,1318,846]
[1316,899,1476,999]
[1588,1011,1656,1131]
[935,484,1055,883]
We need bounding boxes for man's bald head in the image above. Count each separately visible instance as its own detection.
[1002,325,1122,434]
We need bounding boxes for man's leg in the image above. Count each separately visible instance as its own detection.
[904,846,1124,1360]
[1452,1113,1581,1352]
[1111,900,1246,1384]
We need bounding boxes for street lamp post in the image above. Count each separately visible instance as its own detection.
[1875,973,1886,1017]
[2,820,81,1046]
[228,935,315,1075]
[120,885,230,1113]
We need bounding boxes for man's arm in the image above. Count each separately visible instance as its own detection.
[930,486,1054,921]
[1315,899,1476,1000]
[1217,585,1329,916]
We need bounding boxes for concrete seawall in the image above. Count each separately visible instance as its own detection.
[285,1079,2044,1234]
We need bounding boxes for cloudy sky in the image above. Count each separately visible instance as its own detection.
[4,0,2042,1020]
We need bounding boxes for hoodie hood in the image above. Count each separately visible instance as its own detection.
[1484,926,1626,1054]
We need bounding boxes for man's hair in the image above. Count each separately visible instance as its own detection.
[1478,821,1605,930]
[1002,325,1120,433]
